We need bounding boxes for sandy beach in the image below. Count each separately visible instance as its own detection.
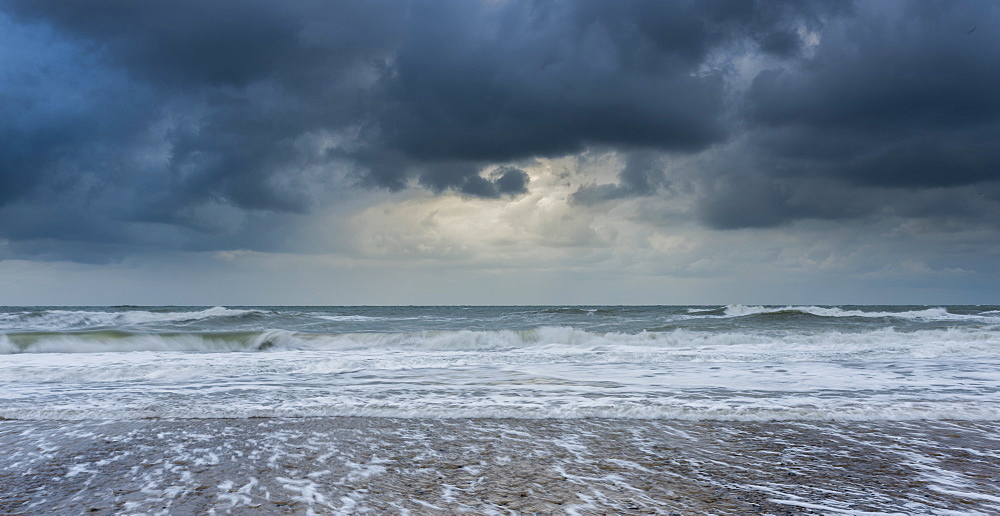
[3,417,999,514]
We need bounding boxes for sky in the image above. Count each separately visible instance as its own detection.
[1,0,999,306]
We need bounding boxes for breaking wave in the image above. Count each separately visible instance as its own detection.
[715,305,993,321]
[0,306,265,331]
[3,326,999,359]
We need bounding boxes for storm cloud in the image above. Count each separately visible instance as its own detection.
[746,2,1000,186]
[1,0,999,264]
[571,151,670,205]
[702,0,1000,228]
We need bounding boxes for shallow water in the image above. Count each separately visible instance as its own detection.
[2,418,998,514]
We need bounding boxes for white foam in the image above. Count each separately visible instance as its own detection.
[3,306,999,424]
[0,307,262,331]
[769,499,905,515]
[720,305,989,321]
[312,315,381,322]
[4,326,1000,359]
[2,347,999,421]
[685,307,719,313]
[929,487,1000,504]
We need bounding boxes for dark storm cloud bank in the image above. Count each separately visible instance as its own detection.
[602,1,1000,234]
[745,1,1000,185]
[706,0,1000,229]
[1,0,999,261]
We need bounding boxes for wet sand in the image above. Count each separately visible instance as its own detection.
[2,418,999,514]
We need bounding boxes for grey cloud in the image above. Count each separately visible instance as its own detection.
[373,0,833,174]
[745,0,1000,189]
[687,0,1000,230]
[694,154,1000,232]
[0,0,404,261]
[419,164,529,198]
[2,0,404,212]
[4,0,999,261]
[492,167,530,196]
[697,173,877,229]
[572,151,668,205]
[1,0,405,88]
[0,0,832,263]
[757,30,802,57]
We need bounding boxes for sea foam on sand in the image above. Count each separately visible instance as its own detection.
[2,417,999,515]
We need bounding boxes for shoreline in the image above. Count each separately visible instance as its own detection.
[3,417,999,514]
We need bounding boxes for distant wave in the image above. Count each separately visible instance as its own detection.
[539,307,594,315]
[686,307,723,314]
[715,305,991,321]
[537,307,620,315]
[0,306,264,331]
[4,306,996,334]
[311,315,382,322]
[3,326,999,359]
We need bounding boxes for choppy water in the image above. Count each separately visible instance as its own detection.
[2,305,999,421]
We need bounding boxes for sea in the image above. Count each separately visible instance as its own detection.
[2,305,999,514]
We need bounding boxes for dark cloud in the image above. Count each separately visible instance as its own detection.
[2,0,999,259]
[744,1,1000,188]
[1,0,404,211]
[418,163,529,198]
[681,0,1000,230]
[0,0,403,261]
[492,167,530,196]
[696,173,878,229]
[462,166,531,199]
[1,0,405,88]
[571,151,668,205]
[0,0,835,262]
[377,1,728,165]
[757,30,803,57]
[374,0,836,172]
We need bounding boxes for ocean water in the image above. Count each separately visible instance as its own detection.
[3,305,1000,514]
[2,304,999,421]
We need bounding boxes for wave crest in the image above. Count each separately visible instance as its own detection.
[0,306,265,331]
[720,305,978,321]
[3,326,1000,359]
